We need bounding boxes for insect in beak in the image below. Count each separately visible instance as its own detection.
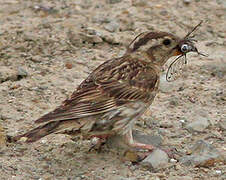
[179,41,207,57]
[166,21,208,82]
[179,20,208,57]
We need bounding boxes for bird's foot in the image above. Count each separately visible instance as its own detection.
[128,141,155,152]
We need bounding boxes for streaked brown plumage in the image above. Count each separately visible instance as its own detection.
[13,25,203,151]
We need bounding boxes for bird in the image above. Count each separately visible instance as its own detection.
[13,22,204,152]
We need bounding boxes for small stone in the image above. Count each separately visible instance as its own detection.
[141,149,169,169]
[215,170,222,175]
[186,116,210,132]
[104,20,119,32]
[65,62,73,69]
[102,33,121,44]
[183,0,191,5]
[170,158,177,163]
[17,67,28,78]
[111,176,136,180]
[133,130,163,147]
[91,35,103,43]
[180,140,223,167]
[18,137,28,142]
[168,176,193,180]
[160,121,173,128]
[218,120,226,131]
[80,33,103,44]
[92,15,110,24]
[106,0,122,4]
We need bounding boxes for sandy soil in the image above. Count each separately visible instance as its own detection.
[0,0,225,179]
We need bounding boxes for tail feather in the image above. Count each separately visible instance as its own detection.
[13,120,83,143]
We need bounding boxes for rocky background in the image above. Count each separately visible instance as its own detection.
[0,0,225,179]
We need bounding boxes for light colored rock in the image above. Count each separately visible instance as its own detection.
[106,0,122,4]
[168,176,193,180]
[141,149,169,169]
[186,116,210,132]
[133,130,163,147]
[17,67,28,78]
[180,140,223,167]
[183,0,191,5]
[104,20,119,32]
[218,120,226,131]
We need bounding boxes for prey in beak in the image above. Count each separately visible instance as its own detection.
[166,21,207,81]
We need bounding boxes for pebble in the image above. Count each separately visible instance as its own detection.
[186,116,210,132]
[104,20,119,32]
[215,170,222,175]
[92,15,110,23]
[133,130,163,147]
[106,0,122,4]
[180,140,223,167]
[170,158,177,163]
[218,120,226,131]
[102,33,121,44]
[80,33,103,44]
[168,176,193,180]
[183,0,191,5]
[17,67,28,78]
[141,149,169,169]
[111,176,136,180]
[159,121,173,128]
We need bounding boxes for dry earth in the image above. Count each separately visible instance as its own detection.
[0,0,225,179]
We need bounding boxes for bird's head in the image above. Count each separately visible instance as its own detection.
[126,21,205,66]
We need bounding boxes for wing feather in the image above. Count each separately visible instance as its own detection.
[36,56,159,123]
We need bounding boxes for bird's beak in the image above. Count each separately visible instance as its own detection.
[172,49,183,56]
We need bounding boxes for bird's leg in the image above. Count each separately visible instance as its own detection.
[123,129,155,151]
[123,130,177,158]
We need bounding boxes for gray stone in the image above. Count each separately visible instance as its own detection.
[102,33,121,44]
[186,116,210,132]
[168,176,193,180]
[180,140,223,167]
[17,67,28,78]
[111,177,136,180]
[133,130,163,147]
[183,0,191,5]
[106,0,122,4]
[104,21,119,32]
[141,149,169,169]
[218,120,226,131]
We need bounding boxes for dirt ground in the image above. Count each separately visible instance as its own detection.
[0,0,225,179]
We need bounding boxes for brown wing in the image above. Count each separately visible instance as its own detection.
[36,56,158,123]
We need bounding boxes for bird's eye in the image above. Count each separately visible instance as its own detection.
[181,44,190,53]
[163,39,171,46]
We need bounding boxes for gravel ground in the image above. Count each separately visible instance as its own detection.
[0,0,225,179]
